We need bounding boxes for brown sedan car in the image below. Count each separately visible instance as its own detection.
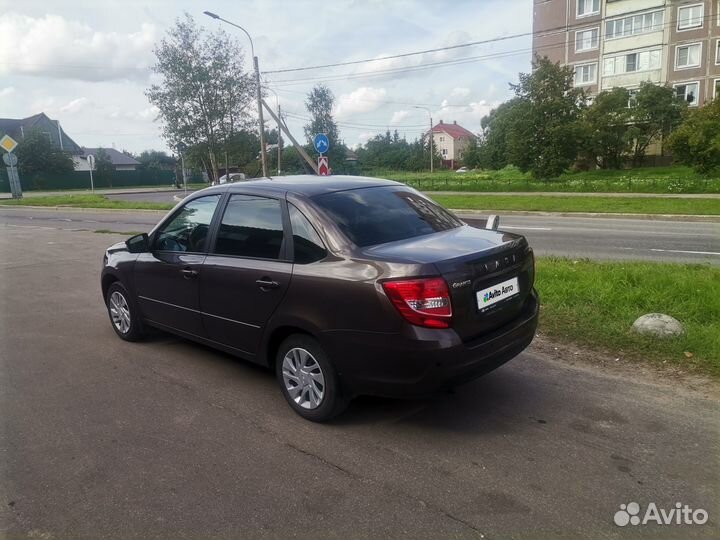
[101,176,538,421]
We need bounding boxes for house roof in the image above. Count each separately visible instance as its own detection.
[81,147,140,166]
[430,121,476,140]
[0,112,82,153]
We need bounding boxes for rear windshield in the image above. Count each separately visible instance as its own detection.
[313,186,463,247]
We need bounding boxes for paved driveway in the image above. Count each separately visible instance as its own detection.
[0,226,718,539]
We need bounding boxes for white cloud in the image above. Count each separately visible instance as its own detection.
[334,87,387,118]
[0,87,15,99]
[0,13,157,81]
[450,87,470,98]
[60,97,89,114]
[390,110,411,124]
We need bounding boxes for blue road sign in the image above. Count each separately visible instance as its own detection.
[313,133,329,154]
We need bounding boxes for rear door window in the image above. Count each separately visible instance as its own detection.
[313,187,462,247]
[213,195,285,259]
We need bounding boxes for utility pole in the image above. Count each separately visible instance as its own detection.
[277,103,282,175]
[204,11,268,177]
[254,56,268,177]
[414,106,434,173]
[263,99,318,174]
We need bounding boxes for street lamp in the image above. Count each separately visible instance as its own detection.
[203,10,268,178]
[414,106,434,173]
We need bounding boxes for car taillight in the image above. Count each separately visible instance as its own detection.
[382,277,452,329]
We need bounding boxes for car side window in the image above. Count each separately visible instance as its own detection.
[289,204,327,264]
[154,195,221,253]
[214,195,285,259]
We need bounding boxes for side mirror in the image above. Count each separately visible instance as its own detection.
[125,233,150,253]
[485,215,500,231]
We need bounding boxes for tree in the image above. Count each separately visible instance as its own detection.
[461,136,481,169]
[94,148,114,187]
[579,87,634,169]
[354,130,429,171]
[146,13,254,183]
[478,98,525,170]
[303,84,346,166]
[668,97,720,176]
[508,56,585,179]
[627,81,686,165]
[13,130,74,175]
[136,150,177,171]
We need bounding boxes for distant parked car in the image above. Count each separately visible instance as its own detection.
[214,173,247,185]
[456,167,469,173]
[101,175,538,421]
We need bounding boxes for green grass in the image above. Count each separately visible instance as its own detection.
[431,194,720,215]
[0,195,173,211]
[377,165,720,194]
[537,259,720,376]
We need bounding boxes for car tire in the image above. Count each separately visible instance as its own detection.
[106,282,145,342]
[275,335,349,422]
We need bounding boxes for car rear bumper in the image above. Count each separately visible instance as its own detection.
[322,289,539,398]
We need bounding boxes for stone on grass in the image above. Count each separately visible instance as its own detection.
[632,313,684,338]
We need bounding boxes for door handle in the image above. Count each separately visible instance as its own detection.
[256,278,280,290]
[181,267,199,279]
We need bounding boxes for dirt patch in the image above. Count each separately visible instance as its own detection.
[529,334,720,401]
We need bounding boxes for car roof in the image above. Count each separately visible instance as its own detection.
[198,175,403,198]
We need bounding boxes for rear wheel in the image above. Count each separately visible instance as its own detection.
[106,282,145,342]
[276,335,349,422]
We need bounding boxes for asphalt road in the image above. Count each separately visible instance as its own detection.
[1,226,718,540]
[1,206,718,264]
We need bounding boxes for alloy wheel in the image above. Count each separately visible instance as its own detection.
[282,347,325,409]
[109,291,131,334]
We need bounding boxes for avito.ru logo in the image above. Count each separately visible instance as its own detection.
[614,502,709,527]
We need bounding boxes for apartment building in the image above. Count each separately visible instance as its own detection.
[532,0,720,106]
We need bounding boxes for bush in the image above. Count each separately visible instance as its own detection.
[669,99,720,176]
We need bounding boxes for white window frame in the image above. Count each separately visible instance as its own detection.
[602,48,662,76]
[605,10,664,40]
[674,81,700,107]
[675,42,702,70]
[716,39,720,65]
[575,27,599,52]
[677,3,704,31]
[441,148,448,156]
[577,0,600,19]
[714,78,720,99]
[574,62,597,86]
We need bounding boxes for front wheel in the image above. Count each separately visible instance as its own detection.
[106,282,145,342]
[276,335,349,422]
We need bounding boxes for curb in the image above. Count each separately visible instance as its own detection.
[0,205,168,214]
[452,209,720,223]
[427,191,720,199]
[2,203,718,223]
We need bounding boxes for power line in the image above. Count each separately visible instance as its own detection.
[264,11,718,87]
[262,10,716,75]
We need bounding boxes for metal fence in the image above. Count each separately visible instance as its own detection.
[0,169,178,192]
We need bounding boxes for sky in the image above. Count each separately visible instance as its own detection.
[0,0,533,155]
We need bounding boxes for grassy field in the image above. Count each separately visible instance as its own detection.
[3,192,718,217]
[377,165,720,194]
[0,194,173,211]
[432,194,720,215]
[537,259,720,376]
